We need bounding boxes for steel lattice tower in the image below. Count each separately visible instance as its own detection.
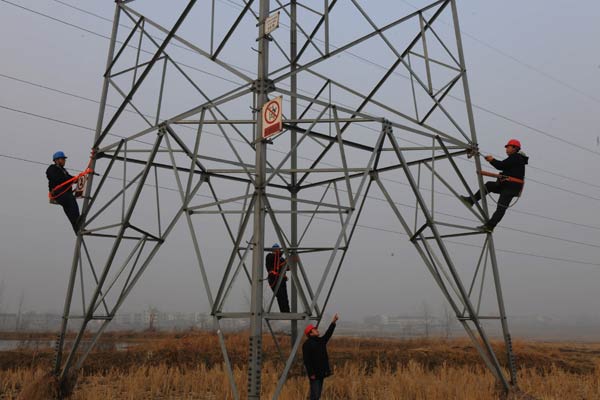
[54,1,518,398]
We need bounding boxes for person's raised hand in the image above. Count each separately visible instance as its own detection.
[332,313,339,323]
[484,155,494,162]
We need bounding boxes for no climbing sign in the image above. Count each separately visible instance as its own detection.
[261,96,283,139]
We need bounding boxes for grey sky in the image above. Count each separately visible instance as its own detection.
[0,0,599,325]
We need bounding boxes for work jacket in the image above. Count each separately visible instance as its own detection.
[302,322,336,379]
[489,151,529,193]
[46,164,74,199]
[265,250,287,285]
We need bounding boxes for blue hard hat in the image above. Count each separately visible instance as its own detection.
[53,151,67,160]
[272,243,280,248]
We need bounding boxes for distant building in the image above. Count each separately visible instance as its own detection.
[19,312,61,331]
[363,314,441,337]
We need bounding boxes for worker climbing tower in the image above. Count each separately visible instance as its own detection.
[54,0,518,398]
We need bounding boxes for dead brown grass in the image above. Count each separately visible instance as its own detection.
[14,372,60,400]
[1,332,599,399]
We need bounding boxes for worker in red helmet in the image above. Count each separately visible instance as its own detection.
[461,139,529,232]
[302,313,339,400]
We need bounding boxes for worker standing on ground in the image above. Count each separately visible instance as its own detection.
[461,139,528,232]
[46,151,80,232]
[265,243,290,312]
[302,313,339,400]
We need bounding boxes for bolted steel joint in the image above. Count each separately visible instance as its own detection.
[157,123,168,136]
[287,184,300,194]
[251,78,276,94]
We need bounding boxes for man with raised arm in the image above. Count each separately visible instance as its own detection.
[302,313,339,400]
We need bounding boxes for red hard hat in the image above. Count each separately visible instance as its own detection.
[304,324,315,336]
[505,139,521,148]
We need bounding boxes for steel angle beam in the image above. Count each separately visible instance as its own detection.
[54,0,517,398]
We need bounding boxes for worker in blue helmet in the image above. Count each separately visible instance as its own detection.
[46,151,80,232]
[265,243,290,312]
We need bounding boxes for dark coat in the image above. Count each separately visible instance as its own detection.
[302,322,336,379]
[46,164,74,199]
[489,151,529,193]
[265,252,287,286]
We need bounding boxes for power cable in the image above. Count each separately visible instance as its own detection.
[3,69,600,233]
[455,154,600,202]
[30,0,600,182]
[0,0,243,86]
[3,46,600,208]
[3,149,599,268]
[4,68,599,206]
[5,2,600,211]
[5,0,600,162]
[2,101,600,253]
[51,0,117,24]
[3,81,600,236]
[2,4,599,252]
[215,0,600,157]
[463,151,600,192]
[400,0,600,105]
[216,0,600,188]
[0,104,95,133]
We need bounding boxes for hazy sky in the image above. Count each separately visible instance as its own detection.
[0,0,599,326]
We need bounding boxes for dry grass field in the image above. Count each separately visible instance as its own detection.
[1,331,599,399]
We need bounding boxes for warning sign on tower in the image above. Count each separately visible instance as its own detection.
[262,96,283,139]
[264,11,280,35]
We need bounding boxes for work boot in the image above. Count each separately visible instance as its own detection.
[460,195,474,207]
[477,224,494,233]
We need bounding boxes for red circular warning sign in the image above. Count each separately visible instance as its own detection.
[262,96,283,138]
[264,99,280,124]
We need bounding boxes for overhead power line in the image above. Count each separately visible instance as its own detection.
[0,0,242,86]
[3,100,600,255]
[5,69,599,206]
[2,82,600,234]
[0,104,95,132]
[5,68,600,205]
[12,0,600,166]
[215,0,600,158]
[4,65,600,232]
[2,2,599,262]
[3,4,600,240]
[3,148,599,268]
[399,0,600,105]
[4,0,600,160]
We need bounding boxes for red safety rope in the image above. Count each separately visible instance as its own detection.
[48,150,95,201]
[479,170,524,185]
[268,249,288,287]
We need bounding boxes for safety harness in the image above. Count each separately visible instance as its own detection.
[478,170,525,207]
[479,170,524,185]
[48,150,95,203]
[268,249,287,287]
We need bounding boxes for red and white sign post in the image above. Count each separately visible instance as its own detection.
[261,96,283,139]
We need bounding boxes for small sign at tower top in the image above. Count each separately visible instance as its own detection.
[264,11,280,35]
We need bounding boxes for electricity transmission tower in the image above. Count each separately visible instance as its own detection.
[53,0,518,398]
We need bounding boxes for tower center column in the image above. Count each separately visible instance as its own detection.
[248,0,271,398]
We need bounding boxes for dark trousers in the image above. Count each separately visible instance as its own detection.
[309,378,324,400]
[268,276,290,312]
[56,194,80,232]
[473,181,517,228]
